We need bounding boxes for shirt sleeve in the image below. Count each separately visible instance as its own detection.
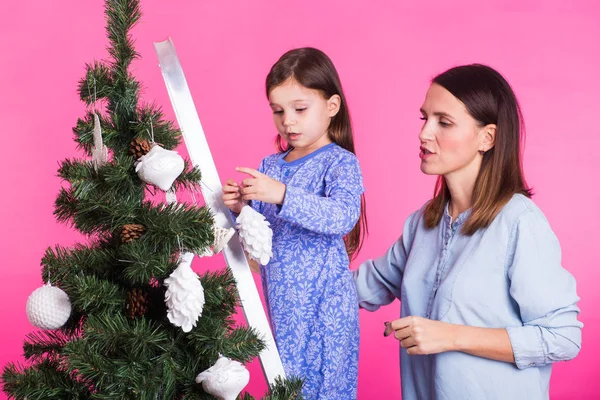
[276,153,364,236]
[352,210,420,311]
[505,207,583,370]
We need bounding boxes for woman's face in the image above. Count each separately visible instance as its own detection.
[418,83,492,179]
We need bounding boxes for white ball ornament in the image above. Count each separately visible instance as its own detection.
[135,144,185,191]
[26,283,72,330]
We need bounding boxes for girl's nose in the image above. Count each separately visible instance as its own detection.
[283,114,297,126]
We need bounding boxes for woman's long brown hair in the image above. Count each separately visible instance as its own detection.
[425,64,532,234]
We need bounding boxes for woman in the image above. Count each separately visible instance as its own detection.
[354,64,582,399]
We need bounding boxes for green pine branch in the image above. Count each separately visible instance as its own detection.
[105,0,141,73]
[200,268,239,320]
[72,111,118,156]
[261,377,304,400]
[42,242,117,284]
[238,377,304,400]
[134,104,182,150]
[23,331,72,364]
[57,157,143,202]
[118,243,177,284]
[173,161,203,192]
[137,202,214,255]
[1,360,90,400]
[78,61,113,107]
[65,274,125,316]
[221,326,266,363]
[64,314,171,399]
[54,189,214,251]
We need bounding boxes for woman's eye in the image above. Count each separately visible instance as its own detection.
[296,108,307,113]
[419,116,427,121]
[273,110,283,115]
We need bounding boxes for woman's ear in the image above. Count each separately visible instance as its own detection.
[480,124,496,152]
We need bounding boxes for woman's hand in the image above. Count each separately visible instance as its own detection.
[384,316,515,363]
[385,316,459,355]
[236,167,286,205]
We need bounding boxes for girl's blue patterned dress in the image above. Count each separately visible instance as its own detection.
[250,143,363,400]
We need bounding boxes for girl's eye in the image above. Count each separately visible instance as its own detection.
[273,110,283,115]
[419,116,427,121]
[296,108,307,113]
[439,120,451,127]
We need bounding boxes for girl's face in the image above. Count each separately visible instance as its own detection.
[418,83,494,179]
[269,78,340,154]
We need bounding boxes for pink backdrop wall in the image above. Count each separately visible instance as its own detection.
[1,1,598,398]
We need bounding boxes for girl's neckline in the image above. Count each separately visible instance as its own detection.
[277,142,336,166]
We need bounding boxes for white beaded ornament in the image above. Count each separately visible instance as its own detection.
[26,283,72,330]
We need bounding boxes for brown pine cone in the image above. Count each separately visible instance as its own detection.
[126,288,149,318]
[121,224,146,243]
[129,137,151,160]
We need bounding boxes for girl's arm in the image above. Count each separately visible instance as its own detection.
[238,154,364,236]
[276,154,364,236]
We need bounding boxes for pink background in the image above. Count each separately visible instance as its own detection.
[1,0,598,399]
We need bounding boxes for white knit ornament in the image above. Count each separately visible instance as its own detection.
[164,252,205,332]
[235,206,273,265]
[135,144,185,191]
[195,355,250,400]
[26,283,72,330]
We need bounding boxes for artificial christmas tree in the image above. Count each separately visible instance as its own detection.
[0,1,301,398]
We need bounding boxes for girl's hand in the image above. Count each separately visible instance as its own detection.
[222,179,247,214]
[236,167,286,205]
[385,316,459,356]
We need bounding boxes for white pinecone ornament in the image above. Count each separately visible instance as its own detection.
[135,144,185,191]
[164,252,205,332]
[235,206,272,265]
[195,355,250,400]
[26,283,72,330]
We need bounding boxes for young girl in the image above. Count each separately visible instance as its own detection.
[222,47,367,400]
[354,64,582,399]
